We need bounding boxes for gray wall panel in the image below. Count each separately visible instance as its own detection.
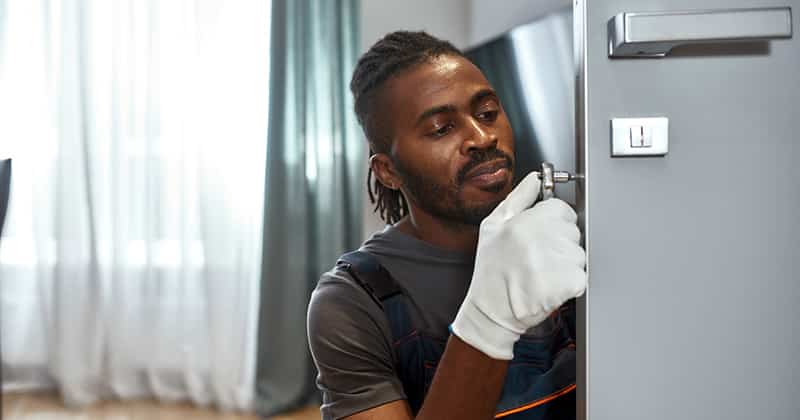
[583,0,800,419]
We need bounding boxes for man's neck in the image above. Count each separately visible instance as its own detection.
[395,211,479,255]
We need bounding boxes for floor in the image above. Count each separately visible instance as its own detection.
[1,392,321,420]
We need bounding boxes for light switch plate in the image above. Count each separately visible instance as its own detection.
[611,117,669,157]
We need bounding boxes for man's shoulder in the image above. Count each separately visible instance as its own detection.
[313,247,394,300]
[308,262,387,329]
[311,265,369,309]
[315,263,359,290]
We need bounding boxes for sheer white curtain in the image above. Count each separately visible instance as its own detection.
[0,0,270,411]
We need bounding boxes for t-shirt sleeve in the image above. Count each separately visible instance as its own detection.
[307,270,407,420]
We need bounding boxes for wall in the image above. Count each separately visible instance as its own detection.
[360,0,572,53]
[360,0,470,51]
[469,0,570,46]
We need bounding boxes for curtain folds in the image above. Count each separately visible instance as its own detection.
[254,0,362,416]
[0,0,271,411]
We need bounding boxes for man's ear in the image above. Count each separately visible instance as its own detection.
[369,153,401,191]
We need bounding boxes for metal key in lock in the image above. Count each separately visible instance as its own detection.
[537,162,582,200]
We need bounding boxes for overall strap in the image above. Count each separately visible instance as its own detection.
[337,250,418,344]
[336,251,403,309]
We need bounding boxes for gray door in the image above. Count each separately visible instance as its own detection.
[575,1,800,419]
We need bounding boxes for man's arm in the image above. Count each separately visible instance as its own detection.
[345,335,508,420]
[308,275,409,420]
[417,335,508,419]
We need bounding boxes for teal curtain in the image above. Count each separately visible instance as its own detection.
[254,0,362,416]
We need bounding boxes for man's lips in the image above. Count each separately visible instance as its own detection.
[462,159,511,189]
[463,159,511,180]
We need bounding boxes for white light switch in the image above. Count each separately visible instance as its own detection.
[612,117,668,157]
[629,125,653,148]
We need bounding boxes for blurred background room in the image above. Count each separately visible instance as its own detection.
[0,0,571,418]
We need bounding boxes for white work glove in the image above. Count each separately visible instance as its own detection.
[451,172,587,360]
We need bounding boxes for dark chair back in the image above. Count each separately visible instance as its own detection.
[0,159,8,413]
[0,159,9,236]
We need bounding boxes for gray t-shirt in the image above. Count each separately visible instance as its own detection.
[307,224,475,419]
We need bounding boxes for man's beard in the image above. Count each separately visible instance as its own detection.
[393,149,514,227]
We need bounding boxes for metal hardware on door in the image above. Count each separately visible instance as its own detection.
[538,162,582,200]
[608,7,793,57]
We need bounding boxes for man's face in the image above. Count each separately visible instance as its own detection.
[377,54,515,226]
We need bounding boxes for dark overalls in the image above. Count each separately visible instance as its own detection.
[338,251,577,419]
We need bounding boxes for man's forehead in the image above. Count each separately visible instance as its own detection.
[384,55,492,112]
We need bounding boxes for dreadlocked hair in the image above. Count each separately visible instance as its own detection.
[350,31,464,224]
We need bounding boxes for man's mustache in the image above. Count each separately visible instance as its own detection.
[456,149,514,185]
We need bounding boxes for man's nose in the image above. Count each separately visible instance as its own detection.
[460,117,497,154]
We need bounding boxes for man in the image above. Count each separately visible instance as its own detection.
[307,31,586,420]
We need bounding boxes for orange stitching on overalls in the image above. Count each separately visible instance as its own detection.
[493,383,577,418]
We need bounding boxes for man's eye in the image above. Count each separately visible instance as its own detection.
[430,123,454,138]
[477,110,499,121]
